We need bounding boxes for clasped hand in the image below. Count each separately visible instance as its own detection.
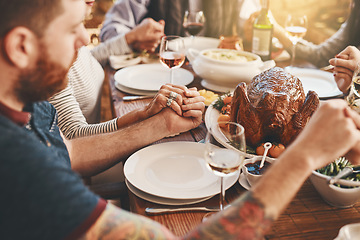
[145,84,205,134]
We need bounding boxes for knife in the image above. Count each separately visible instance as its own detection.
[145,206,219,215]
[123,95,153,101]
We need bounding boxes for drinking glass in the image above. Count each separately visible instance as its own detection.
[347,66,360,113]
[203,121,246,221]
[183,10,205,44]
[159,35,186,84]
[284,14,307,68]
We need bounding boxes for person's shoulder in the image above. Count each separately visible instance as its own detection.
[0,104,58,163]
[34,101,57,118]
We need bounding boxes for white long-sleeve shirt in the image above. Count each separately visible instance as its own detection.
[49,34,132,139]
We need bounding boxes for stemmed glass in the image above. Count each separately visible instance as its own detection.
[159,35,186,84]
[203,121,246,221]
[284,14,308,69]
[183,10,206,44]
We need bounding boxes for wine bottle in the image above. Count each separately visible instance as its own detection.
[252,0,273,61]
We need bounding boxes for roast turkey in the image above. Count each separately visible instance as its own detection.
[230,67,319,147]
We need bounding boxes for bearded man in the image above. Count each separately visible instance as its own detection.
[2,0,360,239]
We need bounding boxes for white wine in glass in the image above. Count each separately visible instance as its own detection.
[159,35,186,84]
[284,14,307,68]
[203,122,246,221]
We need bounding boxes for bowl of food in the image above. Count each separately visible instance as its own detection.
[242,155,276,187]
[186,48,275,90]
[309,158,360,208]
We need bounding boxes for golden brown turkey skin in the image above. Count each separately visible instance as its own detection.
[230,67,319,147]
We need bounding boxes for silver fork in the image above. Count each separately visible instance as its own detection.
[145,206,219,215]
[328,166,360,185]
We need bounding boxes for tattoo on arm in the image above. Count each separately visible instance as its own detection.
[185,192,273,240]
[84,204,175,239]
[84,193,273,240]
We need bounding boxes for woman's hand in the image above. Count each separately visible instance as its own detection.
[159,88,205,135]
[329,46,360,93]
[144,84,205,118]
[116,85,204,129]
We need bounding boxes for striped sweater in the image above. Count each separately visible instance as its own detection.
[49,34,132,139]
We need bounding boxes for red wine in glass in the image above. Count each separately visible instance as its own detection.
[183,22,204,36]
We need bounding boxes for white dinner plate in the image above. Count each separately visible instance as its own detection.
[177,36,220,51]
[114,63,194,91]
[285,67,343,99]
[124,142,240,199]
[125,179,213,205]
[115,81,157,96]
[201,80,236,93]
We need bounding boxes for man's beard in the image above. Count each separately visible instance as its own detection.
[14,45,72,104]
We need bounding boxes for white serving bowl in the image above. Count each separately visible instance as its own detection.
[310,171,360,208]
[242,156,276,187]
[335,222,360,240]
[187,48,275,90]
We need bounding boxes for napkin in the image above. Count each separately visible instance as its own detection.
[109,54,142,69]
[109,54,160,69]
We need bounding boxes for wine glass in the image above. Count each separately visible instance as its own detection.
[203,121,246,221]
[284,14,307,69]
[183,10,206,45]
[159,35,186,84]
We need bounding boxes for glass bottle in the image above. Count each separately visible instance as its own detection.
[252,0,273,61]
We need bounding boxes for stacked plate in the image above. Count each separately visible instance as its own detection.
[124,142,240,205]
[114,63,194,96]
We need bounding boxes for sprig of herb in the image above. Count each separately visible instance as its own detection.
[212,92,231,112]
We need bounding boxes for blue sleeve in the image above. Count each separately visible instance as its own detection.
[0,124,101,240]
[99,0,150,41]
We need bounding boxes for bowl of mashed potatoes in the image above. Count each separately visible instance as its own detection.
[187,48,275,91]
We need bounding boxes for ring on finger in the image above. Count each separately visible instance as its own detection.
[166,98,173,107]
[169,91,178,100]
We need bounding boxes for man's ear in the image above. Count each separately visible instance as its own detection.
[3,27,38,68]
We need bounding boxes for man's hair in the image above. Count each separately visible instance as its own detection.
[0,0,64,38]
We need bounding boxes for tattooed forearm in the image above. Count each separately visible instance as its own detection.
[184,192,273,240]
[83,192,272,240]
[84,204,176,239]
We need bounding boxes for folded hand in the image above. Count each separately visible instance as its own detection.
[128,18,165,52]
[290,99,360,170]
[329,46,360,93]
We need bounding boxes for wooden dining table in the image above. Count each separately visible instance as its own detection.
[105,57,360,239]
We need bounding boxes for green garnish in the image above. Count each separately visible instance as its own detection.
[316,157,360,188]
[212,92,231,112]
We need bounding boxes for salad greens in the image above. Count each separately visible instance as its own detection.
[316,157,360,187]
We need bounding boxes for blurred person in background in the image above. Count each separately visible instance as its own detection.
[100,0,247,42]
[244,0,360,68]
